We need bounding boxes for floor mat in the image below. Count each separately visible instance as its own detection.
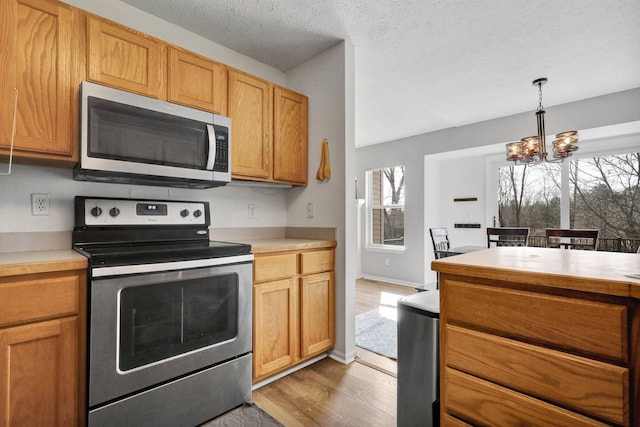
[199,403,283,427]
[355,309,397,359]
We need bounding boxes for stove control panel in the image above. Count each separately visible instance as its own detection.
[81,198,208,226]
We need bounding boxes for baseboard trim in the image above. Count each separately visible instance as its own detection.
[359,274,435,291]
[328,348,356,365]
[251,354,327,390]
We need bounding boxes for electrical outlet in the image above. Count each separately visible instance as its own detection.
[384,258,390,266]
[306,202,314,218]
[248,203,256,219]
[31,193,50,216]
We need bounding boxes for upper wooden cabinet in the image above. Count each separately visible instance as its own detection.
[168,46,227,115]
[86,15,166,98]
[274,86,308,184]
[229,69,273,180]
[0,0,78,167]
[229,69,308,185]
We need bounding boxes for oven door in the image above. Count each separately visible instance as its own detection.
[88,256,252,408]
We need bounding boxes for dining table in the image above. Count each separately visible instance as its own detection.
[434,245,486,258]
[431,245,486,289]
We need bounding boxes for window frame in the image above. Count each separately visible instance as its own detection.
[365,163,406,252]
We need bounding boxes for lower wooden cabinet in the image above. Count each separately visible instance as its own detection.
[435,250,638,427]
[0,318,78,427]
[300,271,335,358]
[0,268,86,427]
[253,247,335,383]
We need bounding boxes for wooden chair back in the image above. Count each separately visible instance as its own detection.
[429,228,450,259]
[486,227,529,248]
[545,229,599,250]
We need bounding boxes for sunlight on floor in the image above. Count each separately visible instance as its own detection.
[377,291,407,321]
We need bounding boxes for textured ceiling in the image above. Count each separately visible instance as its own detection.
[121,0,640,147]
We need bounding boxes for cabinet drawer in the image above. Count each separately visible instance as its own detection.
[254,254,297,283]
[445,325,628,425]
[443,279,627,362]
[0,274,79,327]
[300,250,334,275]
[444,368,609,427]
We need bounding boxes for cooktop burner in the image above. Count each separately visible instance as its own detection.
[75,240,252,267]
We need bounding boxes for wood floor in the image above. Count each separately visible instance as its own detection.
[354,279,416,376]
[252,279,417,426]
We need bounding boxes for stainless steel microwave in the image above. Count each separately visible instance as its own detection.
[74,81,231,189]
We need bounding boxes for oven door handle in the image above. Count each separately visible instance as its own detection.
[91,254,253,278]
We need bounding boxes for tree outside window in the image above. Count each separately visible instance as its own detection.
[570,153,640,239]
[497,163,561,234]
[367,165,405,247]
[498,151,640,250]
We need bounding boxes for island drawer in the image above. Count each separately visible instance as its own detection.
[253,253,297,283]
[445,324,628,425]
[443,368,610,427]
[300,249,334,275]
[0,273,80,327]
[443,279,627,363]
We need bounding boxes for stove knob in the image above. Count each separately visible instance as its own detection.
[109,207,120,217]
[193,209,202,218]
[180,209,190,218]
[90,206,102,217]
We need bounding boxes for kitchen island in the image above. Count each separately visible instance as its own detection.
[432,246,640,426]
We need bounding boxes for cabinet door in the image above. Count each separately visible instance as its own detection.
[0,0,77,165]
[87,15,166,98]
[273,86,308,185]
[0,317,78,427]
[253,278,298,381]
[229,69,272,180]
[300,271,335,358]
[168,47,227,115]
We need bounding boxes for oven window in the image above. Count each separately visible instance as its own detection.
[119,273,238,371]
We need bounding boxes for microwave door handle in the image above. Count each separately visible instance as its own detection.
[206,124,216,170]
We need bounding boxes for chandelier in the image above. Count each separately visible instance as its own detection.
[506,78,578,164]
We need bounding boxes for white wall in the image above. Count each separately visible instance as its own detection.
[356,88,640,287]
[285,41,357,363]
[0,164,290,233]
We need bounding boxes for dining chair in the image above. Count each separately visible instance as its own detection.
[486,227,530,248]
[429,227,451,259]
[545,229,599,250]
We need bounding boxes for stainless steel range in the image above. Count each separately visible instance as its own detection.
[73,196,253,427]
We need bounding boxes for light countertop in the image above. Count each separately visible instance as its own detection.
[432,246,640,299]
[0,250,87,277]
[238,238,337,254]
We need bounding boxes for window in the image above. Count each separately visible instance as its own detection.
[497,151,640,249]
[366,165,405,248]
[497,163,561,233]
[569,153,640,238]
